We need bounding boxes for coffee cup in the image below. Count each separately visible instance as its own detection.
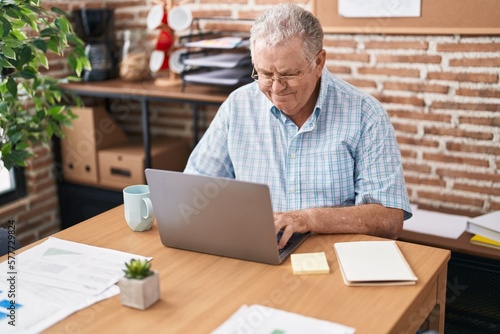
[123,185,154,231]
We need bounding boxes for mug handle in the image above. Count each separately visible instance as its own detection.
[142,197,154,219]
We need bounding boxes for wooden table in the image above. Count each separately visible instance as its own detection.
[4,206,450,333]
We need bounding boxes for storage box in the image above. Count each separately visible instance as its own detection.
[61,106,128,185]
[98,138,190,190]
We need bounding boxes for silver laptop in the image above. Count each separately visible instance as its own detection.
[145,169,310,265]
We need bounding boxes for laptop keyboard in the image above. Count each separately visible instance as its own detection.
[277,231,294,255]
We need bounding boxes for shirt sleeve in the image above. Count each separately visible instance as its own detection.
[353,99,412,220]
[183,99,235,178]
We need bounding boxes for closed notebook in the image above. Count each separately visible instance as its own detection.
[466,211,500,243]
[470,234,500,250]
[333,241,418,286]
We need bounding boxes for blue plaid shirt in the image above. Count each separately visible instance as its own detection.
[184,68,412,219]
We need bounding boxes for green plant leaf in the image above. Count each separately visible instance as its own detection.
[50,7,69,17]
[33,38,47,52]
[6,77,17,98]
[19,46,32,66]
[2,45,16,60]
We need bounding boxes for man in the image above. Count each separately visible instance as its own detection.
[184,3,412,248]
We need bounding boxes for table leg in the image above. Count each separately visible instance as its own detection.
[193,103,199,145]
[141,97,151,168]
[427,264,448,333]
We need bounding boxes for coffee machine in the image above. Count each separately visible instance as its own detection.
[72,9,118,81]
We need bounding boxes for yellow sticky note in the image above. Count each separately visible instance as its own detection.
[291,252,330,275]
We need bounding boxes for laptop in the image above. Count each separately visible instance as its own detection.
[145,169,310,265]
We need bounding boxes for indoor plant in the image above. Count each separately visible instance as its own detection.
[119,258,160,310]
[0,0,90,170]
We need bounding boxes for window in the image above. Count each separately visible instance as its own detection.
[0,167,27,206]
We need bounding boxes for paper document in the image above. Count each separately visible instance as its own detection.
[403,207,468,239]
[339,0,421,18]
[0,237,149,333]
[184,37,249,49]
[183,53,251,68]
[15,237,151,295]
[212,304,356,334]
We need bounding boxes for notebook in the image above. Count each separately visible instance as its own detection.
[145,169,310,265]
[333,241,418,286]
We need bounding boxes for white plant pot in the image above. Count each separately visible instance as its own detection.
[119,270,160,310]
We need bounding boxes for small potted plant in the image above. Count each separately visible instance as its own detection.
[119,259,160,310]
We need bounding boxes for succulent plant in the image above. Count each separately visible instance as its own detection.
[123,259,154,280]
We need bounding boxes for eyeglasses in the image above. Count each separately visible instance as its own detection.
[251,58,315,87]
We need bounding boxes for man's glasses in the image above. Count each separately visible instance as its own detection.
[251,58,315,87]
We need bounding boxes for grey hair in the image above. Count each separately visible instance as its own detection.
[249,3,323,62]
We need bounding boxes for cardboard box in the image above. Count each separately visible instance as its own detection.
[61,106,128,185]
[98,138,191,190]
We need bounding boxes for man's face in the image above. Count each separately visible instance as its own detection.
[252,38,324,125]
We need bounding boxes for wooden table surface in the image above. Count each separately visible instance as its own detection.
[3,206,450,333]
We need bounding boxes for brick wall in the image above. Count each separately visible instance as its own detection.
[1,0,498,245]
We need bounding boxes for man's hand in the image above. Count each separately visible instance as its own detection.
[274,210,312,249]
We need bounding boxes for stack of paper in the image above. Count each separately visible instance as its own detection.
[184,37,249,49]
[183,68,251,86]
[0,237,151,333]
[183,53,251,69]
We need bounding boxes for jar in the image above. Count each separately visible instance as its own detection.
[119,29,150,81]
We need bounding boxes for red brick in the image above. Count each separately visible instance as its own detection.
[424,126,493,140]
[324,39,357,48]
[397,136,439,148]
[327,66,351,74]
[417,191,484,207]
[446,142,500,155]
[453,183,500,196]
[416,204,481,218]
[427,71,498,83]
[491,201,500,211]
[393,123,418,133]
[375,94,424,107]
[399,148,417,159]
[377,54,441,64]
[402,162,432,173]
[359,67,420,78]
[327,53,370,62]
[404,175,446,187]
[459,116,500,127]
[388,110,451,123]
[423,152,489,168]
[344,79,377,88]
[449,57,500,67]
[364,41,428,50]
[456,88,500,99]
[436,168,500,182]
[192,10,232,19]
[384,82,449,94]
[431,101,500,112]
[437,43,500,52]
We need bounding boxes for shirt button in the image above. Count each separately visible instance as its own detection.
[290,187,296,193]
[290,153,296,158]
